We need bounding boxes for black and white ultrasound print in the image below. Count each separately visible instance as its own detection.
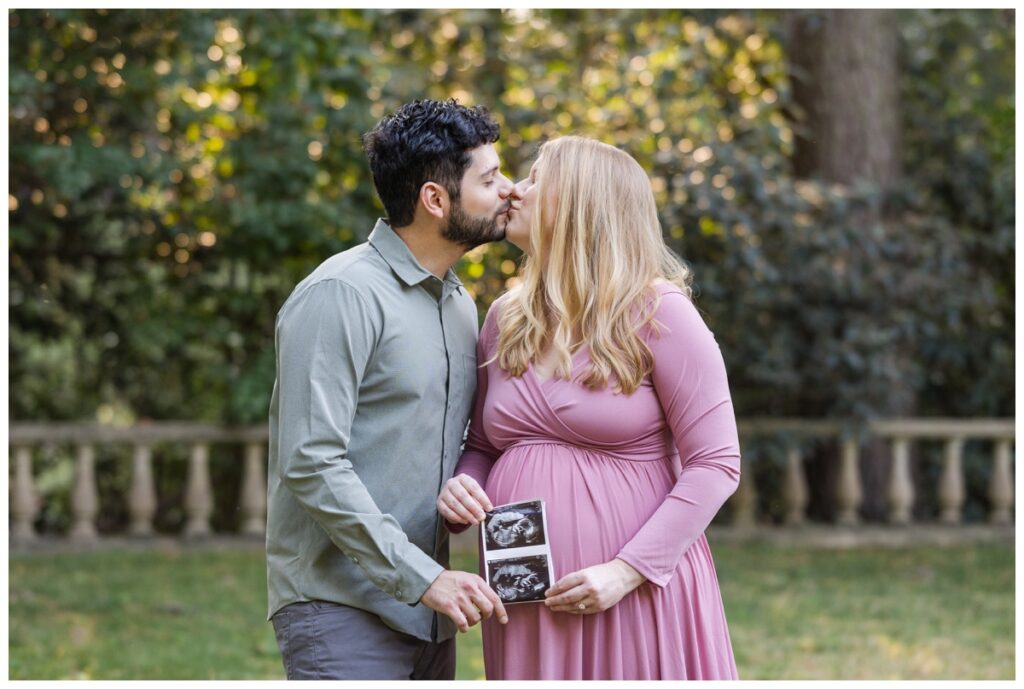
[483,500,547,551]
[487,555,551,604]
[481,499,555,605]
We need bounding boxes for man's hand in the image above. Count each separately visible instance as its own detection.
[544,558,646,614]
[420,570,509,633]
[437,474,492,525]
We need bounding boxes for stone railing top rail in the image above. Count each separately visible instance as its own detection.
[737,418,1015,439]
[8,423,268,444]
[8,417,1015,444]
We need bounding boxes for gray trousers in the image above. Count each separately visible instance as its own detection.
[271,600,455,680]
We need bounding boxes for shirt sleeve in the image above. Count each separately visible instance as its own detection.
[275,279,443,604]
[615,290,741,588]
[446,300,504,534]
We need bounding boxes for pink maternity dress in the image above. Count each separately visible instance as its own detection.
[452,284,741,680]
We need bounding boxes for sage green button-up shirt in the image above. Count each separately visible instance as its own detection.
[265,219,478,642]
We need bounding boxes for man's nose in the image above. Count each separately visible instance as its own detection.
[497,173,515,199]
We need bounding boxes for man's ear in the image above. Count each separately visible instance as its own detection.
[418,182,449,220]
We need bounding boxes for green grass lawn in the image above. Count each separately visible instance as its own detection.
[8,541,1013,680]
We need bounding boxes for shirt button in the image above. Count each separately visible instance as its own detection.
[350,556,358,563]
[395,589,402,598]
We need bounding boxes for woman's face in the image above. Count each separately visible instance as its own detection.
[504,156,549,254]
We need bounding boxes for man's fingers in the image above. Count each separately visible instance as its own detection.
[469,590,494,619]
[460,598,482,627]
[482,584,508,623]
[446,604,469,633]
[458,475,493,512]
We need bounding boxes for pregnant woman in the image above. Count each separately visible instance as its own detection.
[438,135,741,680]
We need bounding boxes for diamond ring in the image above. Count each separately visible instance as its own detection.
[577,602,586,610]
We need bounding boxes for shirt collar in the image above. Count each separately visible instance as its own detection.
[368,219,464,290]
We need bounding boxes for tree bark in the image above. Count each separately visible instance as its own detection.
[786,10,912,522]
[787,9,902,188]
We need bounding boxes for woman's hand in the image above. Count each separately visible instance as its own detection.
[544,558,646,614]
[437,474,493,525]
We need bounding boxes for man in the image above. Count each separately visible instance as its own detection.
[266,99,513,680]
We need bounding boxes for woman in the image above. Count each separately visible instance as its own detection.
[438,136,741,680]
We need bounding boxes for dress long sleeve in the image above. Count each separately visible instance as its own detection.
[615,290,741,588]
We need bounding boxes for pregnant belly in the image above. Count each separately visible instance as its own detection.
[486,442,675,573]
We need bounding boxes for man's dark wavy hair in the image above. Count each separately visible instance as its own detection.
[362,98,501,227]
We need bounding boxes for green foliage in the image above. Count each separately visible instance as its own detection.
[898,8,1015,416]
[10,8,382,423]
[9,7,1013,427]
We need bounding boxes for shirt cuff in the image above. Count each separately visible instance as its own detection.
[388,545,445,606]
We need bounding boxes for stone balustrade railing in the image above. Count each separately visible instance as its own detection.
[10,423,267,544]
[8,418,1015,545]
[730,418,1015,528]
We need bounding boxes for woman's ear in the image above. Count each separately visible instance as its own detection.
[419,181,449,220]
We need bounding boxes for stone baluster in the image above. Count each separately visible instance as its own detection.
[184,443,213,538]
[732,454,757,528]
[989,439,1014,525]
[70,444,99,542]
[938,437,965,525]
[240,443,267,536]
[836,438,862,525]
[128,444,157,536]
[782,446,808,526]
[887,437,914,525]
[11,445,39,542]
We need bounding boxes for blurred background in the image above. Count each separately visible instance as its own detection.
[7,7,1015,680]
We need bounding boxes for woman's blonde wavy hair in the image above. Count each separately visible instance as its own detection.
[494,136,693,394]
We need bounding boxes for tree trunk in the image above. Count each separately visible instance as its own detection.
[787,9,902,187]
[786,9,912,522]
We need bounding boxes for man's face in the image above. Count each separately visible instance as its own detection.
[441,144,514,249]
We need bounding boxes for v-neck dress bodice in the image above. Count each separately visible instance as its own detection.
[453,283,741,680]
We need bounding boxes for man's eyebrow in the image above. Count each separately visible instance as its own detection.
[479,165,499,178]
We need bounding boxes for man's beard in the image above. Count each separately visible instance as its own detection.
[441,200,508,250]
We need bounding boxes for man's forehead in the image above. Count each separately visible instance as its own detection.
[467,144,500,171]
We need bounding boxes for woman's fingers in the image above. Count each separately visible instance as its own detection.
[544,582,589,610]
[457,475,494,512]
[436,489,471,524]
[447,479,487,522]
[441,492,477,524]
[545,570,593,613]
[545,571,585,597]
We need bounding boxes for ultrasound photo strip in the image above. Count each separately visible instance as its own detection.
[482,499,556,605]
